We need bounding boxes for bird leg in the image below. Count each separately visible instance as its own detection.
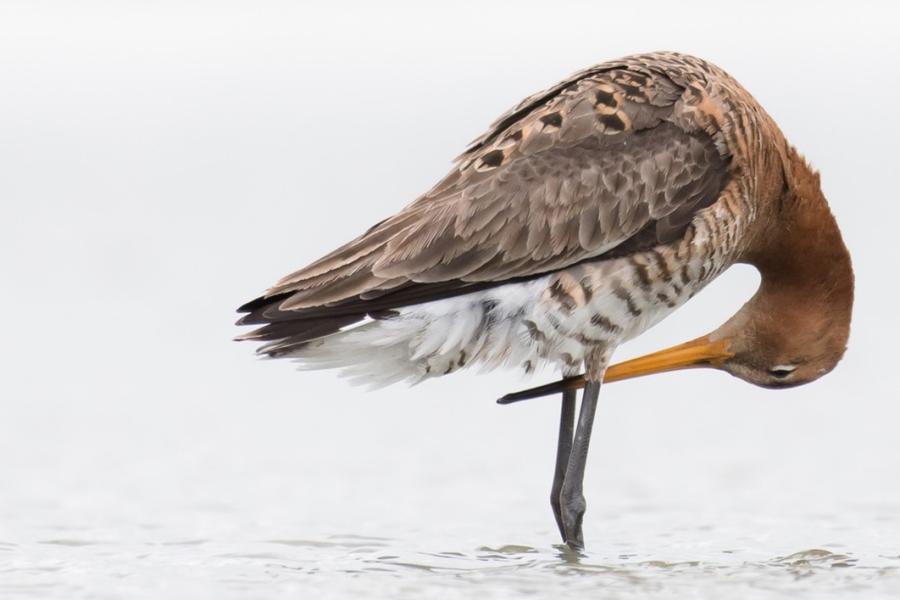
[559,380,602,550]
[550,388,576,539]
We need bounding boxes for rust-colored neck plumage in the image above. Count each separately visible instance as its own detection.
[718,150,854,385]
[756,153,851,288]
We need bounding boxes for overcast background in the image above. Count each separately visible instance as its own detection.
[1,1,898,598]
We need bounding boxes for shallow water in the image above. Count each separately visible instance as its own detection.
[3,359,900,600]
[5,535,898,600]
[4,357,899,600]
[4,501,900,599]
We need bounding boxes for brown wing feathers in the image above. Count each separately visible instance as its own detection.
[237,57,730,355]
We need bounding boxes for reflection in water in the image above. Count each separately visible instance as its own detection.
[272,539,899,597]
[5,529,898,599]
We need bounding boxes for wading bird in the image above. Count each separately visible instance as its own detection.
[237,52,854,550]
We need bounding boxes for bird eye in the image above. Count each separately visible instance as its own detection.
[768,365,796,378]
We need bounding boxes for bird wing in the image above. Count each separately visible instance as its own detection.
[238,60,730,345]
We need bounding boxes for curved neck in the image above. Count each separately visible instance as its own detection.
[740,176,854,350]
[753,189,852,302]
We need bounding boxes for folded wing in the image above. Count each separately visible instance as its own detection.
[238,62,729,354]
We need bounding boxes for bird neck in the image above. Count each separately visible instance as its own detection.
[768,206,847,283]
[742,161,854,345]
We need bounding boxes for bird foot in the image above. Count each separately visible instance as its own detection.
[560,494,586,550]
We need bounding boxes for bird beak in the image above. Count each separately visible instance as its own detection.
[497,335,734,404]
[604,335,734,383]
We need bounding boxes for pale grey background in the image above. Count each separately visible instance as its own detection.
[1,1,898,598]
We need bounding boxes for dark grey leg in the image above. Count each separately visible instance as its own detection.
[559,380,601,550]
[550,388,577,539]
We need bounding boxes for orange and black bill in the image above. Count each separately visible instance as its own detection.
[497,336,733,404]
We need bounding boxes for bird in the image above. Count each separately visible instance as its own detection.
[236,52,854,550]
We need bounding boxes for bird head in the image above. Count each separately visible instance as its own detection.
[603,288,851,390]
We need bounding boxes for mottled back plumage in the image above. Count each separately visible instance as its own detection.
[238,52,788,376]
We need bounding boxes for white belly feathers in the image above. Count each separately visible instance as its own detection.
[282,249,711,388]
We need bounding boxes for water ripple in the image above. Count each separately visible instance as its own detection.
[3,527,900,598]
